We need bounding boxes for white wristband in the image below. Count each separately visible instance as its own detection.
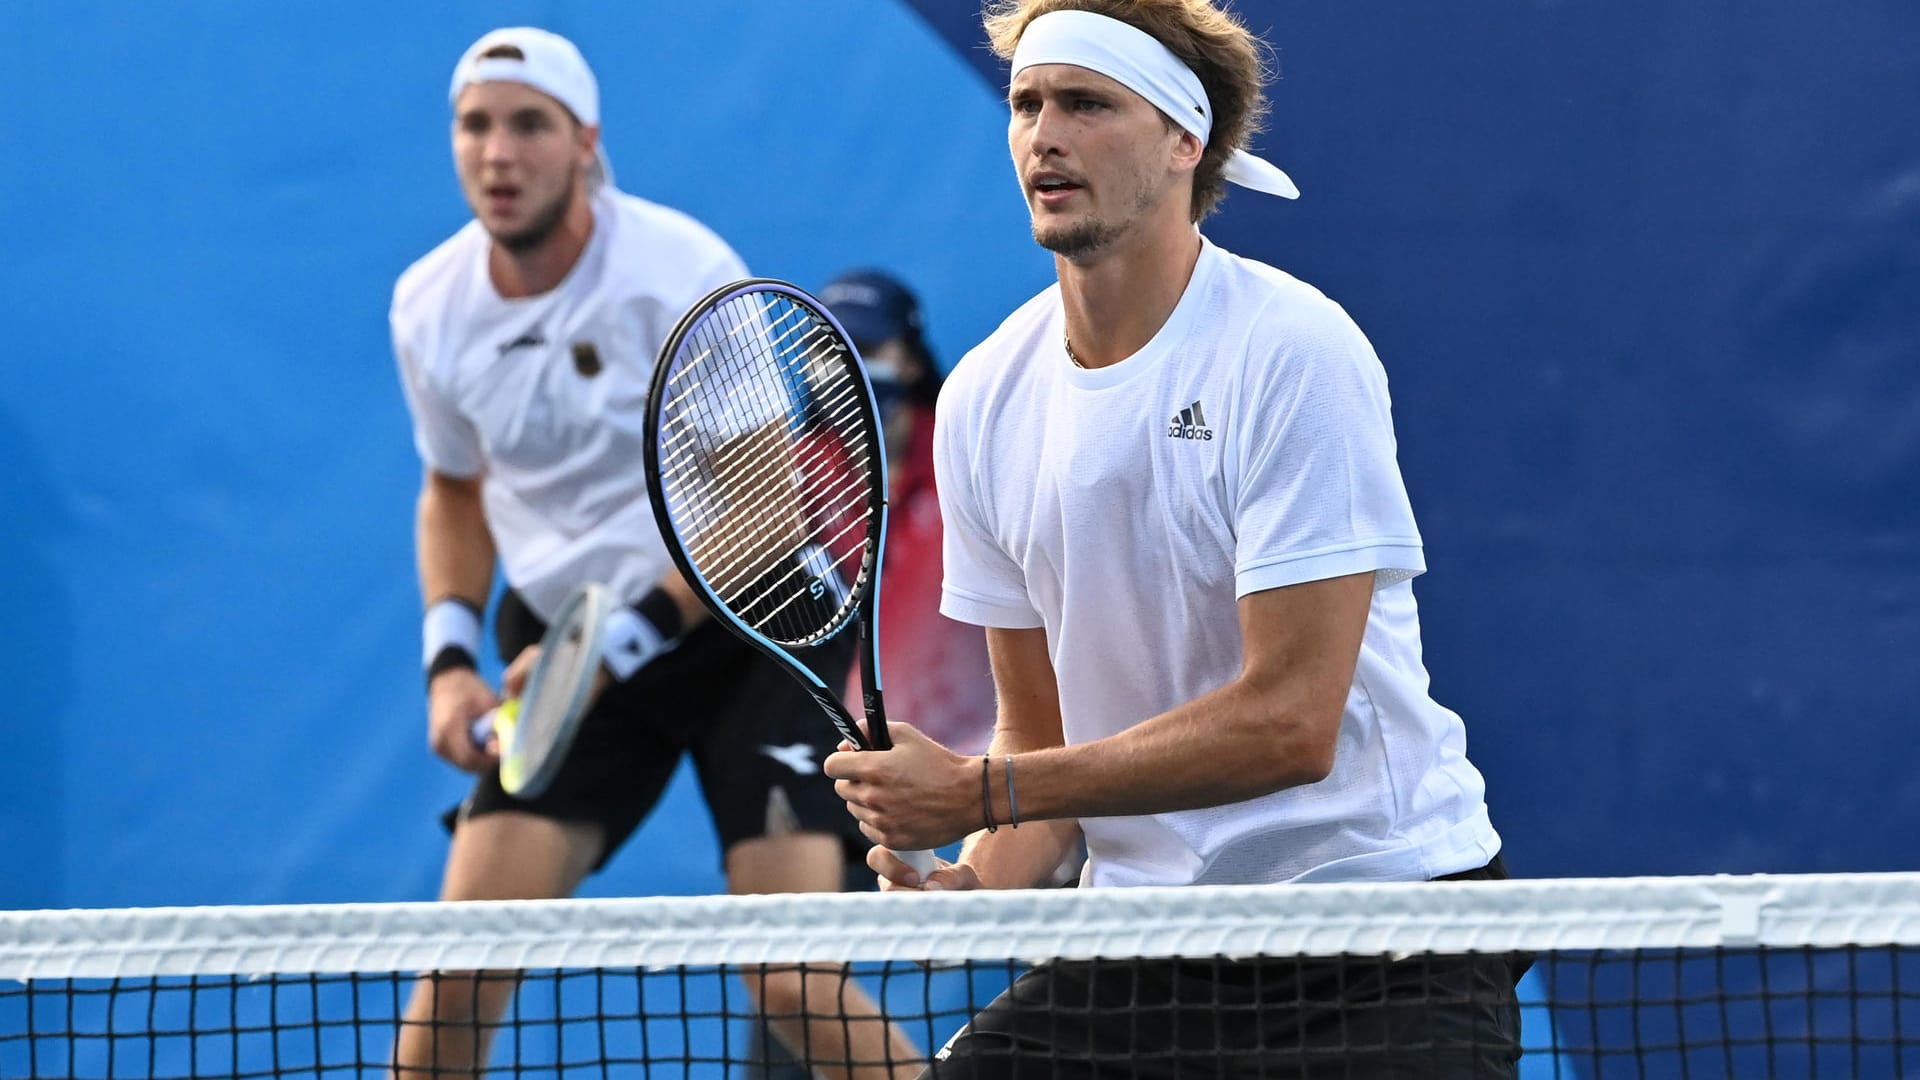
[422,599,482,669]
[600,607,668,682]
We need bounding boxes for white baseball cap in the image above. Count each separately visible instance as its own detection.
[449,27,615,188]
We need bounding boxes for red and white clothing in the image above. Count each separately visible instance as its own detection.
[852,408,996,755]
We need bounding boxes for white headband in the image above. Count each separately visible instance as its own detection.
[1010,10,1298,199]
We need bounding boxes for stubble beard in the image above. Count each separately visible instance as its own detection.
[1034,216,1122,260]
[492,163,580,254]
[1030,169,1163,262]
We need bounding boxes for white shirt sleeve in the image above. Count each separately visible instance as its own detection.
[1231,307,1426,597]
[392,324,485,480]
[933,388,1043,629]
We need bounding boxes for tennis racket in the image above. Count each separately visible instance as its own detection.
[643,278,938,878]
[468,581,613,799]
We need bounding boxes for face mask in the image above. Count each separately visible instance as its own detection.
[862,351,911,424]
[869,373,909,425]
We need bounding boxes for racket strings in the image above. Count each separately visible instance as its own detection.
[657,343,872,612]
[652,299,829,443]
[653,318,861,468]
[654,296,844,438]
[658,301,830,505]
[653,379,870,537]
[653,292,881,646]
[720,503,872,635]
[654,301,861,491]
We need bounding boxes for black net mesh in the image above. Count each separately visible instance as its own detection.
[7,877,1919,1078]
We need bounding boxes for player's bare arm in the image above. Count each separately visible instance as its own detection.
[955,626,1084,889]
[837,625,1082,890]
[418,468,498,770]
[839,572,1374,853]
[417,469,494,609]
[1020,572,1374,819]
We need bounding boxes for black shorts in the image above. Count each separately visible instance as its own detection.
[443,588,864,872]
[927,857,1530,1079]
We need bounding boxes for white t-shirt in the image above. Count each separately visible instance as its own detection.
[935,236,1501,888]
[392,187,747,621]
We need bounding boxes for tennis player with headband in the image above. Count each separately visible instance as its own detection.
[824,2,1527,1074]
[390,26,918,1079]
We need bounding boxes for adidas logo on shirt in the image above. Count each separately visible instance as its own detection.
[1167,400,1214,441]
[497,325,546,356]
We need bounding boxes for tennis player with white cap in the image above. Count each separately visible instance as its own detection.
[390,26,919,1080]
[823,2,1527,1075]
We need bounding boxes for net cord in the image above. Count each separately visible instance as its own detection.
[8,874,1920,981]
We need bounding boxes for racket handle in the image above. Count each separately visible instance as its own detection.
[469,709,496,747]
[896,848,940,880]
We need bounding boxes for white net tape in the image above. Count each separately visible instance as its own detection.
[8,873,1920,981]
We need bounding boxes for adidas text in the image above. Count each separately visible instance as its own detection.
[1167,400,1214,441]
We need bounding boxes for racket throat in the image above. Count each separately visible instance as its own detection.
[807,686,872,751]
[862,686,891,751]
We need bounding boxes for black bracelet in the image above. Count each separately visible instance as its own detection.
[980,754,998,833]
[425,645,477,689]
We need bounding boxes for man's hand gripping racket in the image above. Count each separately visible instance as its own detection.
[642,278,939,879]
[466,582,613,800]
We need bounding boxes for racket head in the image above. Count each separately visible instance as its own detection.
[499,582,614,798]
[643,279,889,750]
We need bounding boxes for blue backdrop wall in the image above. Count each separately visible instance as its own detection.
[0,0,1052,912]
[1,0,1915,917]
[909,0,1920,880]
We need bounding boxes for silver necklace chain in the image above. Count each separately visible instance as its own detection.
[1064,335,1088,369]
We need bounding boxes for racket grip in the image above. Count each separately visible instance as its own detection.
[469,710,495,747]
[897,848,940,880]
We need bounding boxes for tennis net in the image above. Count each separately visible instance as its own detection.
[4,872,1919,1078]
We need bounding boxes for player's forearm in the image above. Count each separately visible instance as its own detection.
[1000,672,1338,824]
[416,471,495,606]
[955,817,1080,891]
[953,721,1080,889]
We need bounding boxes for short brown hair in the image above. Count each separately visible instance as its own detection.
[984,0,1270,222]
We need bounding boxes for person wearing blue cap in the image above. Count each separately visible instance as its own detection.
[819,271,1000,758]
